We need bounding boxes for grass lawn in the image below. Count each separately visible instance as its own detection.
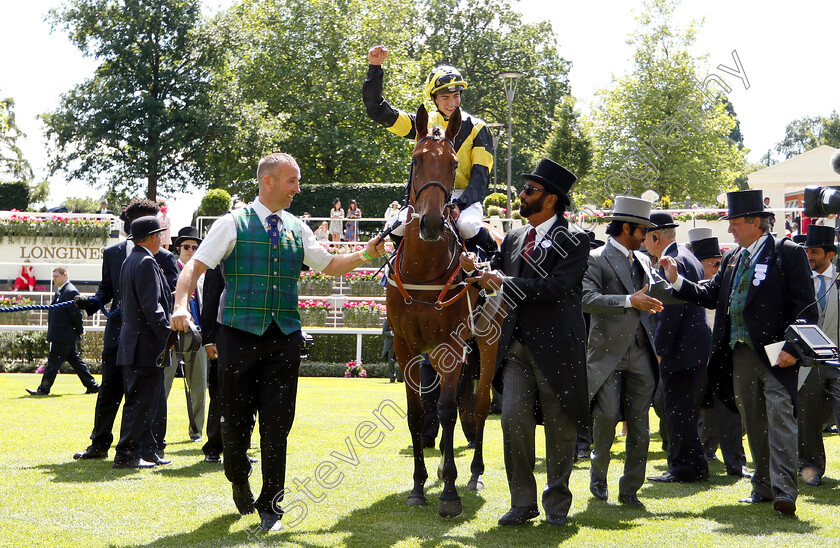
[2,373,840,547]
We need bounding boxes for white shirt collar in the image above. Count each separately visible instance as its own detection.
[814,263,836,280]
[252,198,283,229]
[741,234,768,264]
[608,237,632,259]
[528,214,558,243]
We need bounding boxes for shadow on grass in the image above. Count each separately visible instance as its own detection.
[277,486,488,548]
[689,504,817,535]
[115,513,244,548]
[32,460,149,484]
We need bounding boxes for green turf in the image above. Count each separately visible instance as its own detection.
[2,373,840,547]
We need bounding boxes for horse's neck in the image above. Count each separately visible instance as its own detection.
[401,229,456,282]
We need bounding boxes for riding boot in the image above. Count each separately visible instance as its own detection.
[465,227,498,262]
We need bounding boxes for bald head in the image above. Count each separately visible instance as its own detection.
[257,153,298,183]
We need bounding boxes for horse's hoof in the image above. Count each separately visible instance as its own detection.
[467,476,485,491]
[438,498,463,518]
[407,495,427,507]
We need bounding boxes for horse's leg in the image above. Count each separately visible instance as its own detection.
[457,341,478,448]
[467,337,497,491]
[395,336,428,507]
[431,348,463,518]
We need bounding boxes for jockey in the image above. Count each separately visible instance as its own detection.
[363,45,498,257]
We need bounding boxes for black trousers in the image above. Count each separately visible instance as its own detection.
[89,345,123,449]
[202,357,224,457]
[38,341,97,393]
[218,323,300,515]
[662,365,708,480]
[115,366,164,462]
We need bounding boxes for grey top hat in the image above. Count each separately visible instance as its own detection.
[688,227,713,242]
[604,196,656,228]
[127,215,166,241]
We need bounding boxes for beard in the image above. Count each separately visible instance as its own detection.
[519,194,545,218]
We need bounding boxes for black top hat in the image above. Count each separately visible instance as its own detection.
[584,230,605,249]
[691,238,723,260]
[805,225,837,251]
[792,234,808,245]
[173,226,202,248]
[127,215,166,241]
[648,211,679,230]
[722,189,774,220]
[520,159,577,206]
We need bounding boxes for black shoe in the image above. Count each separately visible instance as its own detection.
[773,493,796,515]
[232,482,255,515]
[204,454,222,464]
[618,493,645,508]
[74,446,108,460]
[590,480,608,501]
[85,385,100,394]
[545,514,568,526]
[647,471,683,483]
[113,458,156,469]
[727,466,753,478]
[389,379,395,383]
[25,388,49,396]
[738,492,772,504]
[576,447,590,460]
[144,454,171,466]
[705,453,719,461]
[498,505,539,526]
[259,511,283,531]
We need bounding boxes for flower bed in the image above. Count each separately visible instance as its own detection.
[0,295,34,325]
[298,299,331,327]
[0,211,111,245]
[344,360,367,378]
[298,271,334,296]
[342,300,386,328]
[345,270,385,297]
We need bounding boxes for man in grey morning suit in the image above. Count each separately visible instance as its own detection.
[464,158,589,526]
[798,224,840,486]
[583,195,674,509]
[661,189,817,515]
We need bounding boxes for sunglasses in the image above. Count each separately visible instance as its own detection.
[522,184,548,196]
[703,260,722,268]
[180,245,199,251]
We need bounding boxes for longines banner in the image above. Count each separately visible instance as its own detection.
[0,238,117,284]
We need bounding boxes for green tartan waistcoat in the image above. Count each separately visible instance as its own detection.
[221,207,304,335]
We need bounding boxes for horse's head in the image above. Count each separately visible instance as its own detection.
[410,104,460,241]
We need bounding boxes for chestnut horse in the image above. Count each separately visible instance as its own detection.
[386,104,499,518]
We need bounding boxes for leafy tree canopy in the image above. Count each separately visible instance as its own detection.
[0,95,33,182]
[775,111,840,159]
[583,0,745,206]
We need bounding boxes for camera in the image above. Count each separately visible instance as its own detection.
[785,321,839,368]
[803,150,840,218]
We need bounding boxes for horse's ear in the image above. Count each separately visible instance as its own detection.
[416,105,428,141]
[445,107,461,142]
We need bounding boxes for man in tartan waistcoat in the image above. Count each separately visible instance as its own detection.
[172,152,386,532]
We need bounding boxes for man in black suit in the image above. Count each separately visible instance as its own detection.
[464,158,589,527]
[643,213,712,483]
[73,198,178,460]
[661,189,817,515]
[26,266,99,396]
[113,216,173,468]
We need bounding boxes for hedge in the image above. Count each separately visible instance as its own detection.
[0,330,389,376]
[287,183,404,221]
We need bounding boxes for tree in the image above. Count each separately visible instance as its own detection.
[542,95,592,183]
[216,0,422,196]
[775,111,840,159]
[585,0,745,206]
[42,0,226,199]
[0,95,33,182]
